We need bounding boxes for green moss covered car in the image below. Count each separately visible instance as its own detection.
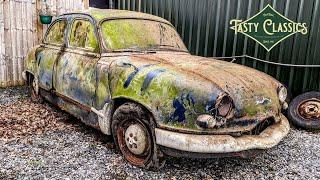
[23,9,290,169]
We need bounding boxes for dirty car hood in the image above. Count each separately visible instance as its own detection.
[131,52,281,118]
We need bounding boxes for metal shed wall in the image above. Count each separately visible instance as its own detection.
[118,0,320,95]
[0,0,85,88]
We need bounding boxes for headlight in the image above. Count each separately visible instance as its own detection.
[196,114,216,129]
[278,85,287,103]
[216,95,233,117]
[201,94,233,129]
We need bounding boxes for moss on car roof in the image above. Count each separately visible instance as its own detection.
[82,8,170,24]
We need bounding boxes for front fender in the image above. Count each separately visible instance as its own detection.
[108,58,224,131]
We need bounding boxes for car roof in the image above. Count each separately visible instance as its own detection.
[60,8,171,24]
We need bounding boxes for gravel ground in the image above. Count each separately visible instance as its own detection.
[0,86,319,179]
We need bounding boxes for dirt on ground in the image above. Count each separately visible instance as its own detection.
[0,86,319,179]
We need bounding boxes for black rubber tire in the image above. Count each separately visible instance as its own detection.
[111,102,165,170]
[288,91,320,130]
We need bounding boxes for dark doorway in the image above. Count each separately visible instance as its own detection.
[89,0,109,9]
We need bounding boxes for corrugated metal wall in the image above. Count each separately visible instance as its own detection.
[0,0,85,88]
[118,0,320,95]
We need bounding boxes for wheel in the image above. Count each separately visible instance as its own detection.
[111,102,165,169]
[29,75,43,103]
[288,92,320,130]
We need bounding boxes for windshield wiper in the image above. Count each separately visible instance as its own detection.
[148,44,188,52]
[111,44,187,53]
[152,44,176,48]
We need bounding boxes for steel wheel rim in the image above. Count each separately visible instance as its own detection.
[124,123,148,155]
[297,99,320,120]
[32,77,39,95]
[117,119,151,167]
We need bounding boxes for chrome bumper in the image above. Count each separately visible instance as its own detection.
[155,114,290,153]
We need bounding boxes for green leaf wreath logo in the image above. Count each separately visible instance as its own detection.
[230,4,308,51]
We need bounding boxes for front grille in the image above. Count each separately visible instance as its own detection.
[245,117,275,135]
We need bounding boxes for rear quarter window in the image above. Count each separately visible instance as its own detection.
[69,19,99,52]
[45,20,67,45]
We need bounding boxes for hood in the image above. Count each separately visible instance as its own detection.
[129,52,282,118]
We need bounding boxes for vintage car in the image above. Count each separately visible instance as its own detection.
[23,9,290,169]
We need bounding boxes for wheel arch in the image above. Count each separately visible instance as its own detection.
[96,96,160,136]
[25,70,35,85]
[111,97,160,127]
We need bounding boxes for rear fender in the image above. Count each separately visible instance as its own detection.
[24,45,43,75]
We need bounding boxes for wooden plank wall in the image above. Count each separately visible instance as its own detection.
[0,0,5,87]
[0,0,86,87]
[41,0,85,37]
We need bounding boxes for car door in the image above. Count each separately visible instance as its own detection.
[37,19,68,90]
[54,17,100,108]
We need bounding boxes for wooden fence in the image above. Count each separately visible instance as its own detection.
[0,0,87,87]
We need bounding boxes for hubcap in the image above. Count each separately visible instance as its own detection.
[124,123,148,155]
[298,99,320,120]
[32,78,39,94]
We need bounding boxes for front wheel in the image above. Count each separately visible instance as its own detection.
[111,102,165,169]
[288,92,320,130]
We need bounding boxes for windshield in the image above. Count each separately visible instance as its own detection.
[100,19,188,52]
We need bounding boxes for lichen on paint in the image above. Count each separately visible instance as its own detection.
[45,20,67,45]
[100,19,187,51]
[70,20,99,52]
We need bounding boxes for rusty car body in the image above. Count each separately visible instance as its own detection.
[23,9,290,169]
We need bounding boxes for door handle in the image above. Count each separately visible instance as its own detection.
[84,52,100,58]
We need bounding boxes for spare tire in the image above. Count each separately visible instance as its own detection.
[288,92,320,130]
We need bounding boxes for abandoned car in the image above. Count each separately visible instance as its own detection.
[23,9,290,169]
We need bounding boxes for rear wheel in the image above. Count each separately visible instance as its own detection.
[111,102,165,169]
[288,92,320,130]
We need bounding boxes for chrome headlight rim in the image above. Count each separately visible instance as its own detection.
[277,85,288,103]
[196,114,216,129]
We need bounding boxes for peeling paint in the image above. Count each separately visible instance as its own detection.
[123,64,154,89]
[141,68,166,92]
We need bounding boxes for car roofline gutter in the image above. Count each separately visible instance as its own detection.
[97,17,174,28]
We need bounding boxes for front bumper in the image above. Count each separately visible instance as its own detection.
[155,114,290,154]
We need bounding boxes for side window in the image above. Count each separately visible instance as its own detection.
[45,20,67,45]
[70,19,99,52]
